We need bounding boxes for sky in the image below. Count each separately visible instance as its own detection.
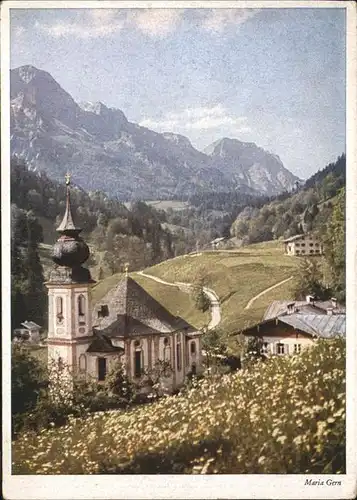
[10,6,346,179]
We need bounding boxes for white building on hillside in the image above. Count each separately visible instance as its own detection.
[283,233,323,256]
[237,313,345,357]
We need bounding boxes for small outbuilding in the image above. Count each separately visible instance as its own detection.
[13,321,41,343]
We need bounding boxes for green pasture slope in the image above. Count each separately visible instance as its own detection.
[143,240,301,333]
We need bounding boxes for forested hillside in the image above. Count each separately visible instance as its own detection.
[230,154,345,244]
[11,157,174,270]
[158,155,345,253]
[11,205,46,329]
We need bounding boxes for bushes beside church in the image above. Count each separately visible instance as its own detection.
[11,351,136,438]
[12,337,345,474]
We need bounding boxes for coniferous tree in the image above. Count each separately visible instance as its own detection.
[323,187,345,301]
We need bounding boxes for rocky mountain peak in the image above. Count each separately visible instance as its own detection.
[10,64,300,198]
[162,132,193,149]
[78,101,109,115]
[16,65,40,84]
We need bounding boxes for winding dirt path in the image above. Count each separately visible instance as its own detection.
[136,271,221,330]
[244,276,294,310]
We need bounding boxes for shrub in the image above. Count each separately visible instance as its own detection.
[12,338,345,474]
[11,344,48,436]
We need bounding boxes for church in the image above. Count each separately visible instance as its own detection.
[45,175,203,394]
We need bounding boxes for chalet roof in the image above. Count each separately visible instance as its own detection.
[282,233,320,243]
[237,313,345,339]
[86,331,124,354]
[211,237,226,244]
[280,314,346,338]
[93,276,196,337]
[263,300,345,320]
[21,321,41,330]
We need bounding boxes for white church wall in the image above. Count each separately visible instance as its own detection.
[48,344,73,369]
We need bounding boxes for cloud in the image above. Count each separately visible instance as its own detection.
[36,10,124,39]
[34,8,258,40]
[139,105,251,134]
[14,25,26,37]
[35,8,182,40]
[127,9,183,38]
[199,9,259,34]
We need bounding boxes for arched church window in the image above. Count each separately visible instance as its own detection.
[79,354,87,372]
[176,339,182,372]
[190,341,196,355]
[56,296,63,323]
[98,357,107,381]
[78,295,86,324]
[134,340,143,378]
[163,337,171,362]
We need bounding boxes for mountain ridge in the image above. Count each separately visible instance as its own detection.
[10,64,300,199]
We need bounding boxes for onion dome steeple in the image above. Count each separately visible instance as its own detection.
[56,173,82,234]
[49,174,94,284]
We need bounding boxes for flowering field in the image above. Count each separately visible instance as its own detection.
[12,338,345,475]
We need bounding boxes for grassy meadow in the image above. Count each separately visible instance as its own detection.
[144,240,301,332]
[12,338,345,474]
[145,200,191,211]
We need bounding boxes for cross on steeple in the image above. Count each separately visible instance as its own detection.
[65,172,71,186]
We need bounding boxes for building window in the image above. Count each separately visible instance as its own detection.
[261,342,269,354]
[134,351,142,378]
[296,250,300,255]
[295,243,300,247]
[310,243,314,247]
[190,341,196,355]
[301,243,305,247]
[79,354,87,371]
[97,357,107,381]
[191,363,197,375]
[98,304,109,318]
[294,344,302,354]
[56,296,64,323]
[78,295,86,324]
[277,343,285,355]
[176,341,182,371]
[163,337,171,362]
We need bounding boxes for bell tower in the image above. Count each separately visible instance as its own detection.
[45,174,95,373]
